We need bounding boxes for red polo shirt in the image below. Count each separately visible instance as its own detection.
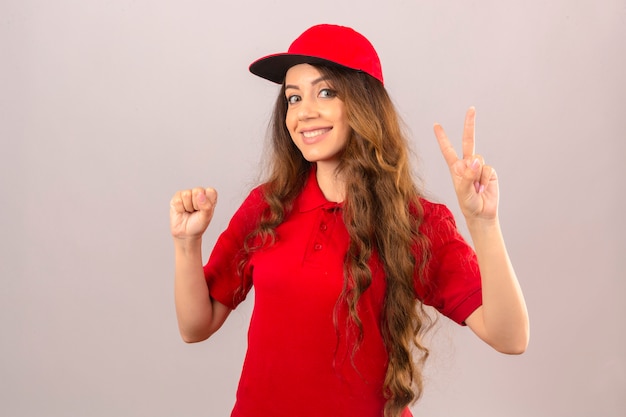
[204,169,482,417]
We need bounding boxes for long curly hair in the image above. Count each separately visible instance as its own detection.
[242,65,434,417]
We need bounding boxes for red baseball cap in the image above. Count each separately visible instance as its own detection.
[249,24,384,84]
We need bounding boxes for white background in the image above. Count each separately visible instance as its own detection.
[1,1,625,416]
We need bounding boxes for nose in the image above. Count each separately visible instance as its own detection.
[297,97,319,121]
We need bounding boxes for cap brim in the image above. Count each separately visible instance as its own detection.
[249,53,346,84]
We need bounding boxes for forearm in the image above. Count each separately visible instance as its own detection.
[467,218,529,353]
[174,238,215,343]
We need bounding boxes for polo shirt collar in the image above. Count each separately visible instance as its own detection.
[297,165,343,213]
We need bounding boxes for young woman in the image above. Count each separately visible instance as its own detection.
[170,24,529,417]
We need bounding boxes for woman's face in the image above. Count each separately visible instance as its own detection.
[284,64,350,171]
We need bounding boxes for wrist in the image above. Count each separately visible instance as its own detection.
[173,236,203,256]
[465,216,501,235]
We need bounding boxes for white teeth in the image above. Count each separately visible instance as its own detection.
[302,129,329,138]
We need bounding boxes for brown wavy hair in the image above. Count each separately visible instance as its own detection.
[242,65,434,417]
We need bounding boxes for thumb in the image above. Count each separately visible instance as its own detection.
[197,188,218,211]
[204,187,217,206]
[196,188,217,212]
[459,158,482,196]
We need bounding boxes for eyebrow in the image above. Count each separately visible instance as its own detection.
[284,75,331,91]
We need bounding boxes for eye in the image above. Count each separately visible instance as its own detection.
[287,94,301,105]
[319,88,337,99]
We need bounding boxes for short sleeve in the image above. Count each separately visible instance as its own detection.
[415,200,483,325]
[203,186,267,309]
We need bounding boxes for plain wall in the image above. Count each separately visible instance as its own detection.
[1,0,625,416]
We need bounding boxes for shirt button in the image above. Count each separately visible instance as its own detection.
[320,223,328,231]
[314,243,323,251]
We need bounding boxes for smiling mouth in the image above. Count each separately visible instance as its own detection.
[302,128,331,138]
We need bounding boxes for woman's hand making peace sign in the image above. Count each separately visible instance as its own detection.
[434,107,529,354]
[434,107,499,221]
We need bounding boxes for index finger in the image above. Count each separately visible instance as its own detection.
[462,106,476,159]
[434,123,460,168]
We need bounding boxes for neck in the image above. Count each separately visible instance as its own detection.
[315,162,345,203]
